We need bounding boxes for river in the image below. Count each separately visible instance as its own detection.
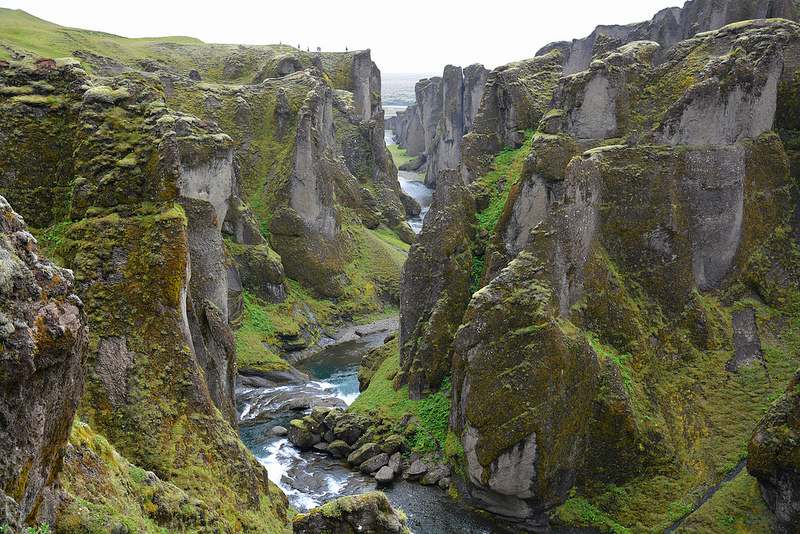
[237,324,500,533]
[383,117,433,235]
[236,106,498,532]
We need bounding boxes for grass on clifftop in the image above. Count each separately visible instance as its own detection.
[470,130,534,292]
[350,339,451,453]
[388,144,414,168]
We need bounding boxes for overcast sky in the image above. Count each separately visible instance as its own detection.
[2,0,685,73]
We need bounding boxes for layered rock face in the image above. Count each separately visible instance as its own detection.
[399,169,475,399]
[461,52,564,183]
[0,61,289,531]
[0,11,412,527]
[388,64,489,186]
[403,13,800,531]
[539,0,799,76]
[0,196,87,529]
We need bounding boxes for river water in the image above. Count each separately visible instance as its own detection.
[384,128,433,234]
[237,326,500,533]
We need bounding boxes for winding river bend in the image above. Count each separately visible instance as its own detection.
[236,323,499,533]
[237,121,497,532]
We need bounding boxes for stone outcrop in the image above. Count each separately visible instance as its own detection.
[424,66,465,188]
[401,13,800,532]
[748,369,800,534]
[0,61,290,531]
[461,52,564,182]
[451,252,599,530]
[392,104,425,156]
[538,0,799,76]
[389,64,489,187]
[292,492,409,534]
[0,196,87,529]
[399,169,475,398]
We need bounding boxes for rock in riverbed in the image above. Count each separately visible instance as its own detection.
[292,492,409,533]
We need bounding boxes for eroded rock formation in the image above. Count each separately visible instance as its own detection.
[389,64,489,186]
[401,12,800,531]
[0,196,87,529]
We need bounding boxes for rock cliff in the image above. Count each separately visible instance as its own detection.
[0,196,87,529]
[0,10,413,529]
[401,10,800,532]
[388,64,489,187]
[538,0,799,76]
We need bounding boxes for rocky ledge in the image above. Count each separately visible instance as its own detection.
[287,406,452,490]
[292,492,409,534]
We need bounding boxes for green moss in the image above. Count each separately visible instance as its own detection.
[474,130,534,236]
[674,471,775,534]
[387,144,413,168]
[350,340,451,453]
[469,130,534,292]
[235,292,293,374]
[554,495,631,534]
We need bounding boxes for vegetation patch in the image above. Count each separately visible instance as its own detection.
[350,341,452,453]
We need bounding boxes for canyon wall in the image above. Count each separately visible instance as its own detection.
[389,64,489,187]
[400,6,800,531]
[0,10,413,530]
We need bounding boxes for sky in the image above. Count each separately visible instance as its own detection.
[1,0,685,74]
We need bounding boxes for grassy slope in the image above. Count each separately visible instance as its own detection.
[388,144,414,168]
[349,339,451,453]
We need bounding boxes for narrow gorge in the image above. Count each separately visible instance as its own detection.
[1,0,800,532]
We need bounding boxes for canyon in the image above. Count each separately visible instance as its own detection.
[1,0,800,532]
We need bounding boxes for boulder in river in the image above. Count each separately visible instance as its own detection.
[348,442,380,466]
[269,425,288,437]
[375,465,396,485]
[327,440,353,459]
[334,414,367,444]
[292,491,409,534]
[288,419,322,450]
[421,464,451,486]
[404,459,428,480]
[360,453,390,474]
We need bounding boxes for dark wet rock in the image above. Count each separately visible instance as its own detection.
[292,491,409,534]
[0,196,88,528]
[328,440,353,459]
[405,459,428,480]
[375,466,396,485]
[389,452,403,475]
[269,425,288,437]
[288,419,322,450]
[748,369,800,534]
[420,464,451,486]
[237,367,309,388]
[348,443,381,466]
[312,442,330,453]
[360,453,390,474]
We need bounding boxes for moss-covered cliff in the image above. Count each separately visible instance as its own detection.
[0,7,411,532]
[399,13,800,534]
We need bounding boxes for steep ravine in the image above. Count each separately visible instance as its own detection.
[3,1,800,532]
